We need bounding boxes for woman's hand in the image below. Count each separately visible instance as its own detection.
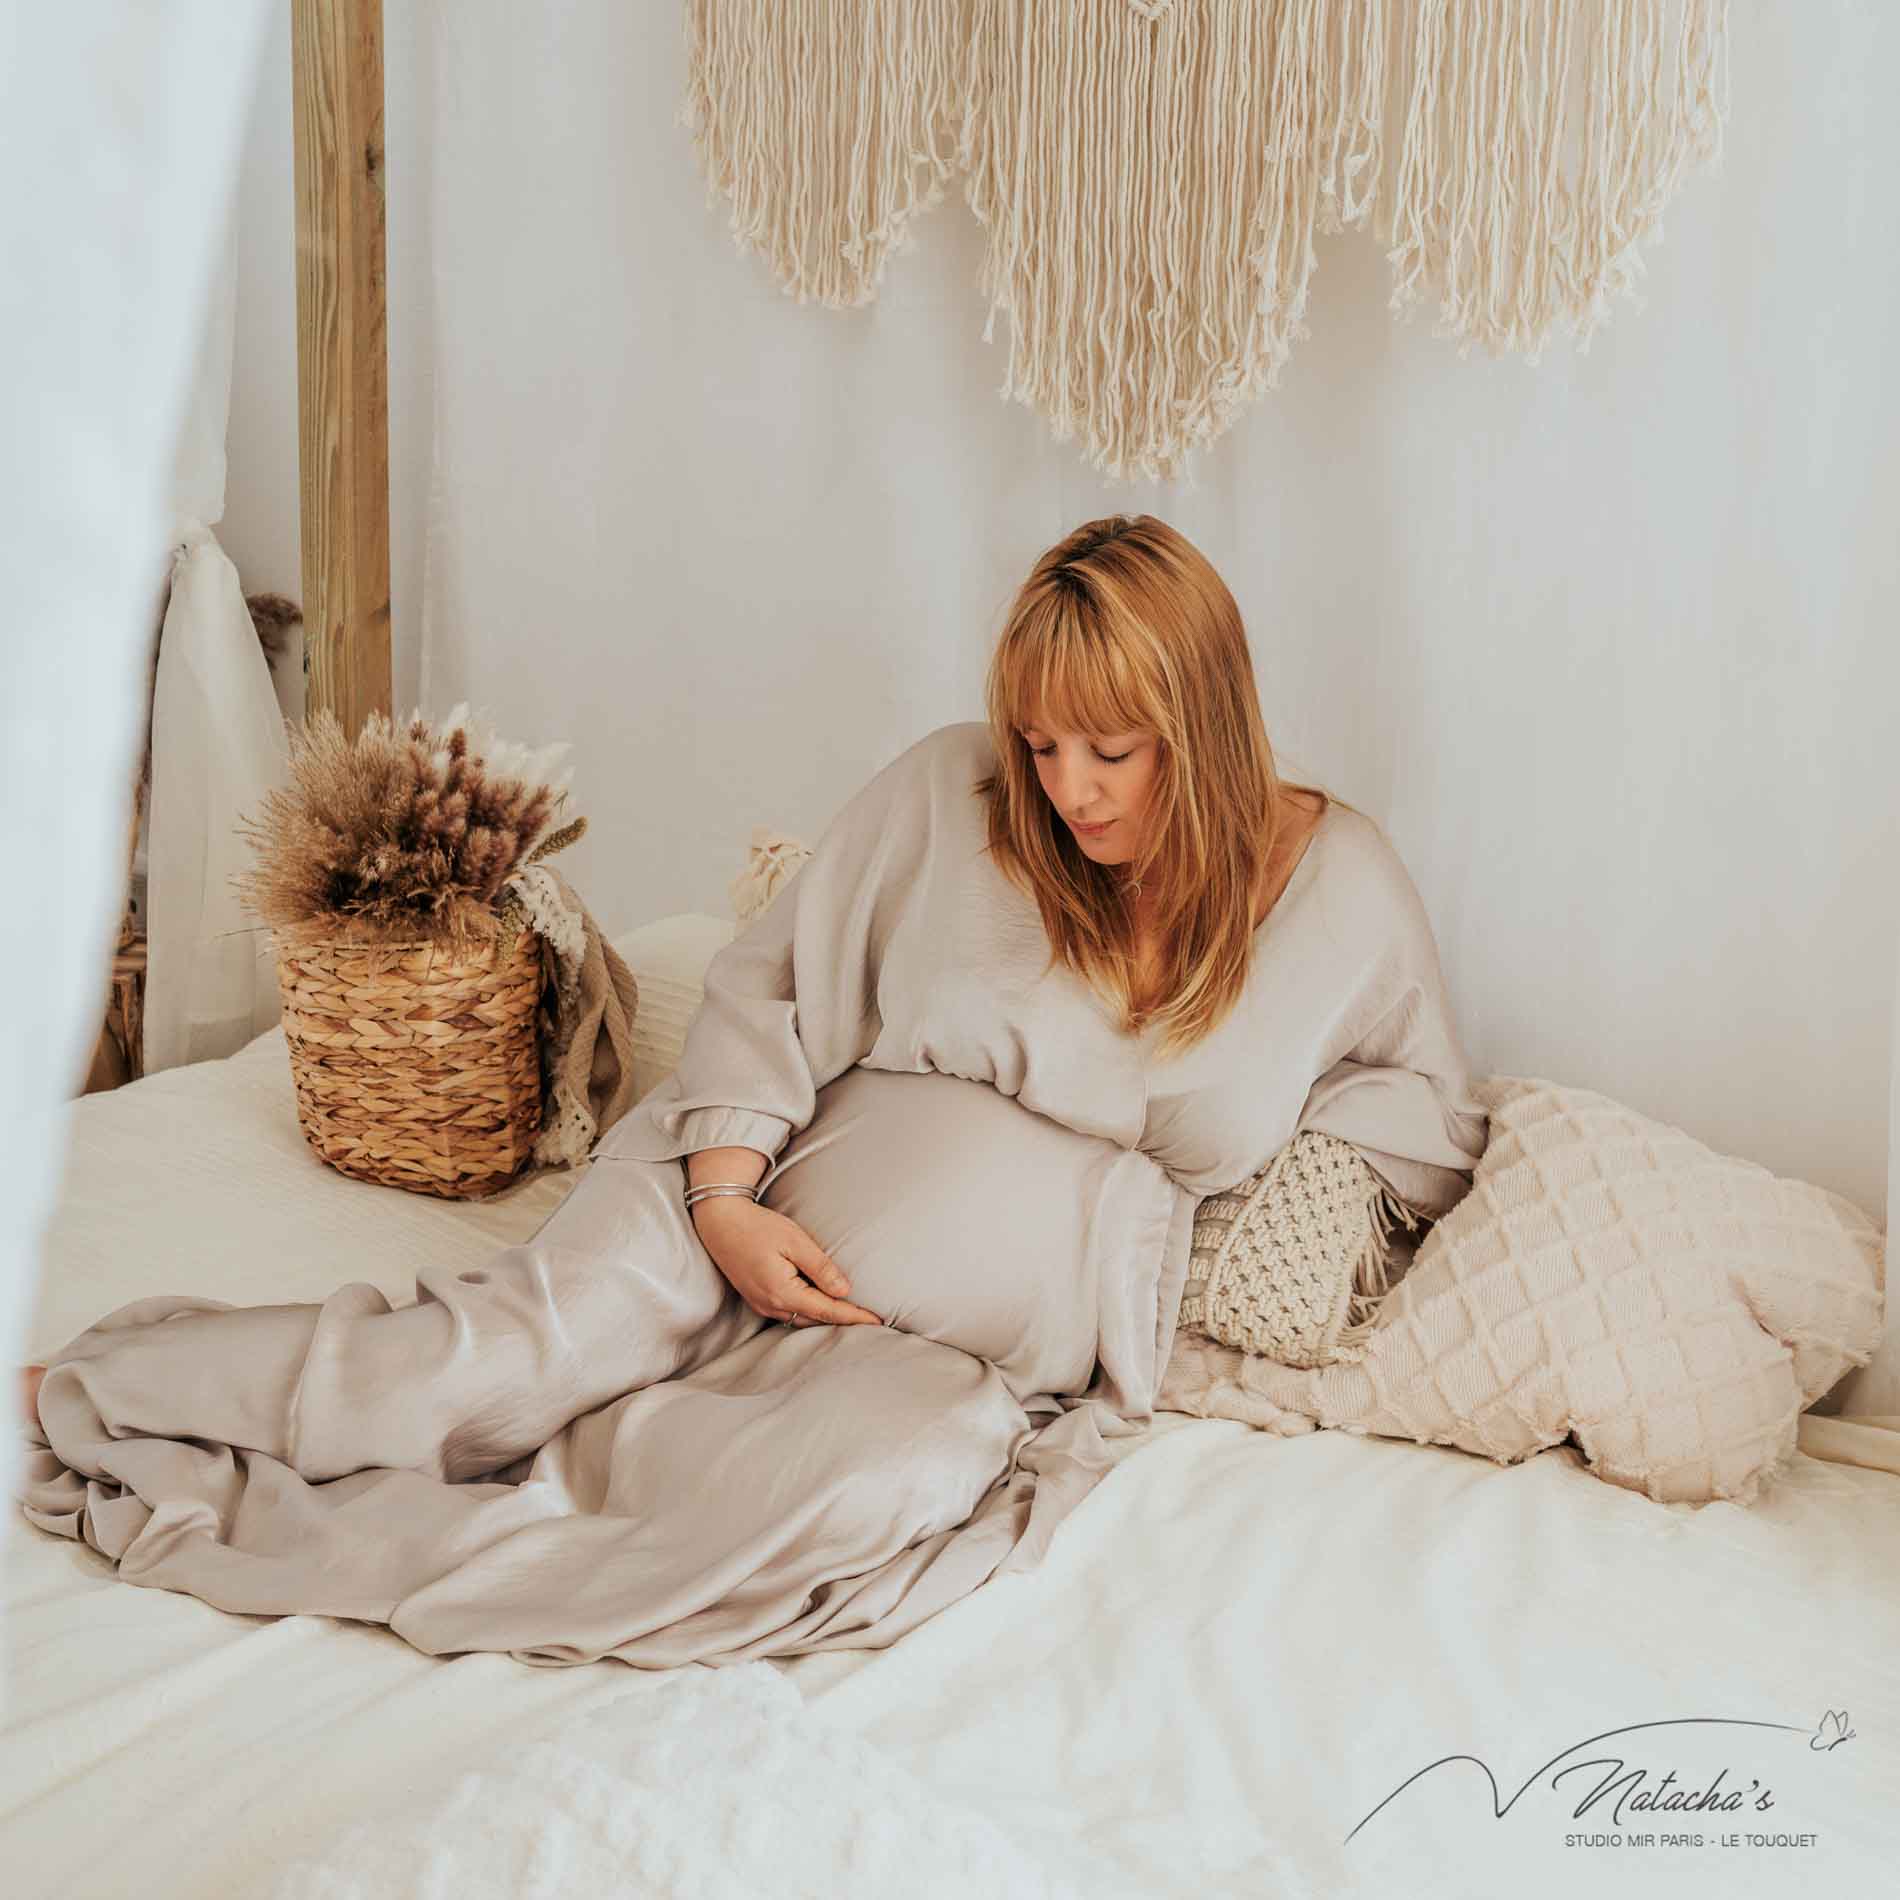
[690,1198,884,1328]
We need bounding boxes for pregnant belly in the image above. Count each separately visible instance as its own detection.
[758,1065,1170,1397]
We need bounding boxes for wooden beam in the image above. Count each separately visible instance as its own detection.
[292,0,392,734]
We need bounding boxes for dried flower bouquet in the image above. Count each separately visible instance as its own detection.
[233,702,585,954]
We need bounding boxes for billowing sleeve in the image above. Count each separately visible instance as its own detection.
[590,728,942,1172]
[1293,828,1491,1221]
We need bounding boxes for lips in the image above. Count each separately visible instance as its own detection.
[1072,819,1114,835]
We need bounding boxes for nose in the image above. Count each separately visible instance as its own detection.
[1045,751,1104,819]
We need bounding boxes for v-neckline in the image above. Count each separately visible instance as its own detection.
[1251,799,1339,941]
[1131,803,1343,1046]
[1130,801,1338,956]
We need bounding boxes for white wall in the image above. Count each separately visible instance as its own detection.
[221,2,1897,1222]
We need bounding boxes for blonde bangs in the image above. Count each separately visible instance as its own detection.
[991,588,1167,746]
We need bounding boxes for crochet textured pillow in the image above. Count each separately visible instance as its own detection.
[1178,1131,1424,1369]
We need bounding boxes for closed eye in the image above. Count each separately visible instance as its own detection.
[1028,744,1132,765]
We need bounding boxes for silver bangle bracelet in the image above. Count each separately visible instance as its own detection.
[683,1182,761,1210]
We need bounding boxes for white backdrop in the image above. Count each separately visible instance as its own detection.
[0,0,272,1691]
[221,4,1897,1239]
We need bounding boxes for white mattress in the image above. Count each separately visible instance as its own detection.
[6,928,1898,1897]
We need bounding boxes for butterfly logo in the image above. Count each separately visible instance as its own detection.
[1810,1709,1855,1752]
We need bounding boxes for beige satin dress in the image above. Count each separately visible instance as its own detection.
[16,722,1486,1667]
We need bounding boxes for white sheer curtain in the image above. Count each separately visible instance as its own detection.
[0,4,271,1679]
[125,195,291,1075]
[142,523,289,1073]
[141,218,290,1076]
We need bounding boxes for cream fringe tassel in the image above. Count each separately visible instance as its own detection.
[955,0,1389,481]
[1385,0,1732,362]
[678,0,968,307]
[1333,1176,1424,1358]
[681,0,1731,479]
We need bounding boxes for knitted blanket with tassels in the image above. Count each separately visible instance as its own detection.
[486,864,641,1189]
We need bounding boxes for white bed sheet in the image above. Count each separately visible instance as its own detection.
[5,1017,1897,1898]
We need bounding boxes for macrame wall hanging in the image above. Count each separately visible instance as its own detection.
[680,0,1731,483]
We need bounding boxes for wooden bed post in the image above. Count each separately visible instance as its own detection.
[292,0,392,733]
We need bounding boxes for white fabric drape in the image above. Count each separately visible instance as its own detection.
[169,226,240,534]
[137,149,292,1076]
[142,523,289,1073]
[0,3,272,1686]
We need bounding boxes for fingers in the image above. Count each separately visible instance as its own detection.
[789,1235,855,1302]
[748,1297,883,1329]
[773,1232,882,1326]
[781,1281,886,1328]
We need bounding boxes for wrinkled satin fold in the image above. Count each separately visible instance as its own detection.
[18,1067,1188,1668]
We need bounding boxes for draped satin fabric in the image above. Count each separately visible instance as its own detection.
[16,722,1484,1666]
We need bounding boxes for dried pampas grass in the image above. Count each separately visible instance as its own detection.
[234,703,581,952]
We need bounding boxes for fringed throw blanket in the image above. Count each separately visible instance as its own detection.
[502,863,642,1176]
[17,722,1483,1667]
[682,0,1731,480]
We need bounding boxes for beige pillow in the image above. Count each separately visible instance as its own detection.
[1179,1131,1424,1368]
[609,912,738,1105]
[1161,1076,1887,1506]
[604,830,815,1103]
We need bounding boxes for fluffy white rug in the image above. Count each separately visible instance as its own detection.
[270,1660,1097,1900]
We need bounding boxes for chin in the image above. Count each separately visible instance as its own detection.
[1060,810,1138,864]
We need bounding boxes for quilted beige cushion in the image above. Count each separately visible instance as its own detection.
[1159,1076,1887,1506]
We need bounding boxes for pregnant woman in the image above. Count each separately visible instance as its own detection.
[16,514,1487,1669]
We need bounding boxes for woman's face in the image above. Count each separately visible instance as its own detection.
[1019,720,1160,867]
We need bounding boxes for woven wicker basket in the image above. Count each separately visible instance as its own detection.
[274,927,545,1199]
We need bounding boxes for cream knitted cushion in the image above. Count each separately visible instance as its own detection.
[1178,1131,1423,1368]
[1160,1076,1888,1507]
[609,912,739,1107]
[606,830,817,1106]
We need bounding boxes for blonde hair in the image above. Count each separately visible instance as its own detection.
[974,514,1363,1061]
